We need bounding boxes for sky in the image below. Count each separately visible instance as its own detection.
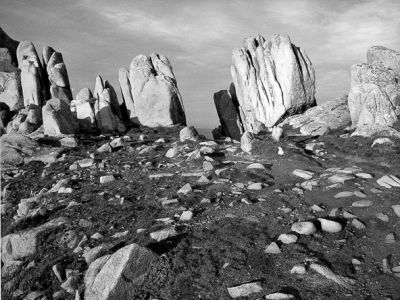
[1,0,400,129]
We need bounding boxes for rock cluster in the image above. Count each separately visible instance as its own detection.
[348,45,400,137]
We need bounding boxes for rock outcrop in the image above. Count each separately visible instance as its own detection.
[348,45,400,136]
[213,83,243,140]
[0,132,39,165]
[282,95,351,135]
[123,53,186,127]
[42,98,78,136]
[231,34,316,132]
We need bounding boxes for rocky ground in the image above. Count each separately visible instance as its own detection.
[1,125,400,300]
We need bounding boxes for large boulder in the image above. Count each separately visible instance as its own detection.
[71,88,97,133]
[231,34,316,132]
[119,67,137,123]
[213,83,243,140]
[0,132,39,165]
[129,53,186,127]
[94,88,125,134]
[350,62,398,88]
[42,98,78,136]
[367,45,400,76]
[0,71,23,111]
[348,83,398,128]
[84,243,157,300]
[282,95,351,135]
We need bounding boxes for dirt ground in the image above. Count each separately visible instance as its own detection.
[1,125,400,300]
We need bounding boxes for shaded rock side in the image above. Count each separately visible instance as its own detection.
[367,45,400,77]
[84,243,157,300]
[94,88,125,134]
[42,98,78,136]
[0,26,19,67]
[0,132,39,165]
[282,95,351,135]
[0,70,23,111]
[213,83,243,140]
[231,34,316,131]
[119,67,137,123]
[0,48,17,72]
[129,53,186,127]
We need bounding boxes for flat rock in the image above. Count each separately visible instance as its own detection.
[392,205,400,217]
[318,218,342,233]
[291,221,317,235]
[177,183,192,195]
[265,242,281,254]
[277,233,298,244]
[100,175,115,184]
[377,175,400,188]
[150,227,177,242]
[227,282,263,298]
[293,169,314,180]
[352,200,373,207]
[334,191,354,198]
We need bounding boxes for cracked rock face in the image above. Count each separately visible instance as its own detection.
[231,34,316,131]
[367,45,400,77]
[128,53,186,127]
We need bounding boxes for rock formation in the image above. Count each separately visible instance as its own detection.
[0,27,19,67]
[231,34,316,132]
[0,69,23,111]
[42,47,73,103]
[282,95,351,135]
[42,98,78,136]
[119,67,137,123]
[213,83,243,140]
[348,46,400,136]
[123,53,186,127]
[70,88,97,133]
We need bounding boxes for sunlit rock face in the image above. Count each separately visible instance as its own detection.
[231,34,316,132]
[125,53,186,127]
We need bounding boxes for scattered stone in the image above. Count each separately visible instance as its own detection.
[356,173,373,179]
[150,227,177,242]
[352,200,373,207]
[290,264,306,275]
[271,126,283,142]
[100,175,115,184]
[278,233,298,244]
[328,174,354,184]
[179,126,198,142]
[246,163,265,170]
[371,137,394,147]
[376,213,389,222]
[265,242,281,254]
[149,173,174,179]
[227,281,263,298]
[76,158,94,168]
[385,233,396,244]
[301,180,318,191]
[177,183,192,195]
[165,147,178,158]
[310,263,355,289]
[377,175,400,188]
[334,191,354,198]
[318,218,342,233]
[311,205,325,212]
[278,146,284,156]
[291,221,317,235]
[353,190,367,198]
[180,211,193,221]
[97,143,112,153]
[343,211,357,219]
[265,292,295,300]
[392,205,400,217]
[352,219,366,230]
[247,182,263,190]
[197,175,211,184]
[292,169,314,180]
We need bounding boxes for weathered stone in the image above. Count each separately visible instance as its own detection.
[84,243,157,300]
[318,218,342,233]
[227,282,263,298]
[291,221,317,235]
[351,62,398,88]
[95,88,125,134]
[119,68,137,123]
[213,83,243,140]
[42,98,78,136]
[150,227,177,241]
[282,96,351,135]
[293,169,314,180]
[231,34,315,131]
[351,124,400,138]
[367,45,400,77]
[0,70,23,111]
[129,53,186,127]
[0,132,39,165]
[377,175,400,188]
[240,131,253,153]
[71,96,97,133]
[179,126,198,142]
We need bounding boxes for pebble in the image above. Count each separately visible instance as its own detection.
[165,147,178,158]
[292,187,304,195]
[375,213,389,222]
[149,173,174,179]
[112,230,129,238]
[200,198,211,204]
[265,242,281,254]
[311,204,325,212]
[318,218,342,233]
[227,282,263,298]
[197,176,211,184]
[265,293,295,299]
[290,264,306,275]
[352,219,366,230]
[278,233,298,244]
[377,175,400,188]
[301,180,318,191]
[328,174,354,184]
[76,158,94,168]
[160,198,179,207]
[392,205,400,217]
[370,188,382,194]
[385,233,396,244]
[100,175,115,184]
[329,208,339,217]
[334,191,353,198]
[310,263,355,289]
[343,211,357,219]
[203,161,214,172]
[278,146,285,156]
[90,232,103,239]
[291,221,317,235]
[246,163,265,170]
[96,143,112,153]
[352,200,373,207]
[353,190,367,198]
[247,182,263,190]
[292,169,314,180]
[150,227,177,242]
[177,183,192,195]
[180,211,193,221]
[371,138,394,147]
[356,173,373,179]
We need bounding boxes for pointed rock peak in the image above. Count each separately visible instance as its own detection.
[47,51,64,68]
[100,88,111,102]
[16,41,42,68]
[150,53,175,79]
[76,88,93,101]
[94,75,104,99]
[42,46,55,66]
[119,67,129,76]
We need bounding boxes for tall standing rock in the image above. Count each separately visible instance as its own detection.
[17,41,44,107]
[231,34,316,132]
[43,48,73,103]
[71,88,97,133]
[128,53,186,127]
[119,67,137,123]
[213,83,243,140]
[42,98,78,136]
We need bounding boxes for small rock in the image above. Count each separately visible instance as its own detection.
[246,163,265,170]
[310,204,324,212]
[203,161,214,172]
[247,182,263,190]
[109,137,124,148]
[149,173,174,179]
[329,208,339,217]
[353,190,367,198]
[375,213,389,222]
[100,175,115,184]
[197,175,211,184]
[292,169,314,180]
[318,218,342,233]
[60,136,78,148]
[277,146,285,156]
[277,233,298,244]
[179,126,198,142]
[177,183,192,195]
[310,263,355,289]
[356,173,373,179]
[91,232,103,239]
[227,282,263,298]
[265,242,281,254]
[240,131,254,153]
[352,200,373,207]
[377,175,400,188]
[352,219,366,230]
[96,143,112,153]
[112,230,129,238]
[301,180,318,191]
[291,221,317,235]
[385,233,396,244]
[76,158,94,168]
[328,174,354,184]
[180,211,193,221]
[290,264,306,275]
[343,211,357,219]
[334,191,353,198]
[371,137,394,147]
[165,147,178,158]
[150,227,177,242]
[265,292,295,300]
[271,126,283,141]
[392,205,400,217]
